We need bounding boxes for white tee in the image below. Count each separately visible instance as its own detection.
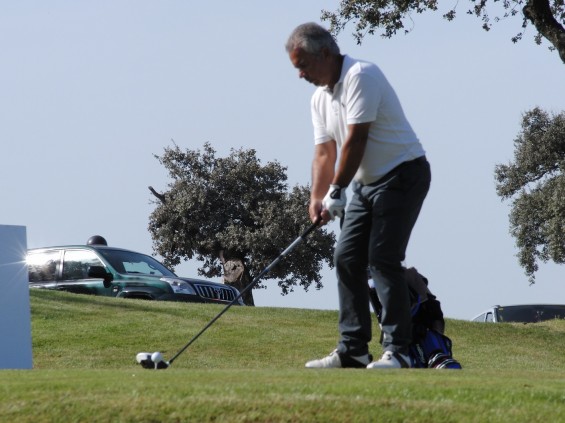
[311,55,425,185]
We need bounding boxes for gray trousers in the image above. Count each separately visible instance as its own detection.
[335,156,431,357]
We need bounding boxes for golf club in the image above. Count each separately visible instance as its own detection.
[136,217,321,370]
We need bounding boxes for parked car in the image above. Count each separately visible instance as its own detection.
[471,304,565,323]
[27,235,244,305]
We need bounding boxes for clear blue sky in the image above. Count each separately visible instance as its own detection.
[2,1,563,320]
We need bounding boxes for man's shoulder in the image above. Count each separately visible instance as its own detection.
[344,55,382,78]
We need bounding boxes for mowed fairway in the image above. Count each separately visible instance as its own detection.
[1,290,564,422]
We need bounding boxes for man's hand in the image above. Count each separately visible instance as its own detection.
[322,185,346,220]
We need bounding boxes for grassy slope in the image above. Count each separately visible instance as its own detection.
[1,290,564,422]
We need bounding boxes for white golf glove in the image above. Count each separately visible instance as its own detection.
[322,185,346,219]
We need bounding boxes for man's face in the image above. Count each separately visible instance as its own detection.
[289,47,330,87]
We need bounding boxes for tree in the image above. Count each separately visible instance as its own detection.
[495,107,565,283]
[148,142,335,305]
[321,0,565,64]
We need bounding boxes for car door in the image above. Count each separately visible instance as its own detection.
[59,249,114,297]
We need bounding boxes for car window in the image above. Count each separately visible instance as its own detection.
[498,305,565,323]
[62,250,105,280]
[98,249,175,277]
[485,312,494,322]
[28,251,60,282]
[123,260,160,275]
[541,306,565,320]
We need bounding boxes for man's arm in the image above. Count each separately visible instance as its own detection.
[310,141,337,223]
[310,122,371,223]
[332,122,371,187]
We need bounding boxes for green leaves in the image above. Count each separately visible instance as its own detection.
[321,0,565,64]
[495,108,565,283]
[148,143,335,303]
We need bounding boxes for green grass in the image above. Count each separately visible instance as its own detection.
[1,290,564,422]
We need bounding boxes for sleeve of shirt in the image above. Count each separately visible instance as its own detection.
[311,92,332,145]
[344,70,381,125]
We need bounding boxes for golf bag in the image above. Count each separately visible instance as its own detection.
[368,267,462,369]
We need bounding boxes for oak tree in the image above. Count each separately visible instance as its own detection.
[321,0,565,64]
[148,142,335,305]
[495,107,565,283]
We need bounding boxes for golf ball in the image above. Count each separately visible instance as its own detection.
[151,351,163,363]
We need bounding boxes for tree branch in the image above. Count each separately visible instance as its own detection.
[523,0,565,64]
[148,186,167,203]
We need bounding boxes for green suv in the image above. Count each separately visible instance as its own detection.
[28,236,244,305]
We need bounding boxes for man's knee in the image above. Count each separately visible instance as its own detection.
[335,241,365,268]
[369,258,403,275]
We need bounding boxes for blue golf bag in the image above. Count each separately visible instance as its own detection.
[368,267,462,369]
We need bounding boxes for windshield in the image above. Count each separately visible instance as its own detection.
[98,249,176,277]
[497,305,565,323]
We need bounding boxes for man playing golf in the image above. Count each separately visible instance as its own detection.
[286,22,431,369]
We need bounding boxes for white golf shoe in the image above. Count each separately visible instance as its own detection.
[305,349,372,369]
[367,351,411,369]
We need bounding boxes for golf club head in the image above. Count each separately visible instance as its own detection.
[136,352,170,370]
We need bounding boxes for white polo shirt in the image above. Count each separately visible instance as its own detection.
[311,55,425,185]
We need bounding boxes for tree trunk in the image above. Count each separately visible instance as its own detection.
[523,0,565,64]
[220,255,255,306]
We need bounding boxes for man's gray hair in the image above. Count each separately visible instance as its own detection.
[285,22,340,55]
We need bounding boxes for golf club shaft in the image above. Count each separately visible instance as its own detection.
[168,218,321,365]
